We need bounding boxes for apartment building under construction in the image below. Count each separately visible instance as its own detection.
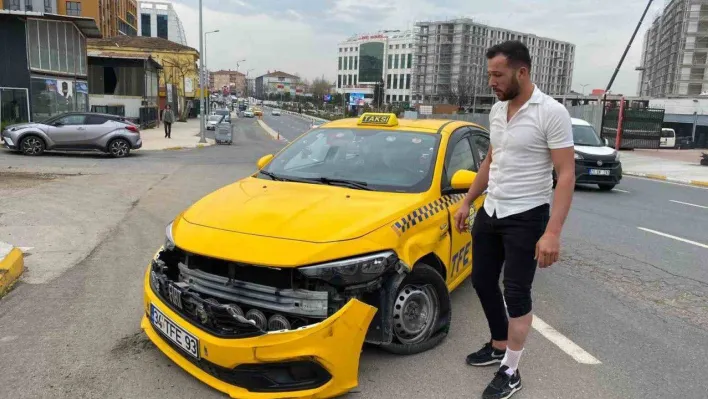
[637,0,708,97]
[412,18,574,109]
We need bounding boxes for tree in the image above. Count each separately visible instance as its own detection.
[311,76,333,104]
[449,74,474,109]
[161,56,197,121]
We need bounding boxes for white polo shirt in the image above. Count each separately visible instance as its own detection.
[484,85,574,219]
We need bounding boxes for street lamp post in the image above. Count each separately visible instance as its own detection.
[580,83,589,96]
[245,68,254,98]
[198,0,206,143]
[204,29,219,116]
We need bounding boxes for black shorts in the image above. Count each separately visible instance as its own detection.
[471,203,549,327]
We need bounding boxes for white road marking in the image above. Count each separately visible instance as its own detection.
[18,247,33,253]
[502,300,601,364]
[669,200,708,209]
[625,175,708,190]
[532,316,602,365]
[612,188,631,193]
[637,227,708,249]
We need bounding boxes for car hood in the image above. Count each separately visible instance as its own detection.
[575,145,616,156]
[3,122,44,131]
[181,177,425,243]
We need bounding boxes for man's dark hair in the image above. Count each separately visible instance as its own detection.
[486,40,532,70]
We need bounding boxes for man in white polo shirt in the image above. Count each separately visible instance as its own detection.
[453,40,575,399]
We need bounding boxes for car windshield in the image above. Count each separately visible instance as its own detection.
[260,128,441,193]
[572,124,604,147]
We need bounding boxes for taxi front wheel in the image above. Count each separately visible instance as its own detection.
[380,263,451,355]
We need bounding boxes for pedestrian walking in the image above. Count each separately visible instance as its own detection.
[453,40,576,399]
[162,104,175,138]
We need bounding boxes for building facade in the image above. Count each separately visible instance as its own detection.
[1,0,56,13]
[336,30,416,106]
[255,71,302,98]
[210,69,246,96]
[0,11,101,125]
[412,18,574,110]
[637,0,708,97]
[88,36,199,120]
[138,0,187,46]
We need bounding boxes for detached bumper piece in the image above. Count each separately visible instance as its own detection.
[155,328,331,392]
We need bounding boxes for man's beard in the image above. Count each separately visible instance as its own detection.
[495,76,520,101]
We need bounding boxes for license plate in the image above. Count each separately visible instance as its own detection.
[150,304,200,359]
[589,169,610,176]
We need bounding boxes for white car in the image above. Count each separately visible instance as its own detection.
[243,109,255,118]
[271,109,281,116]
[206,114,223,130]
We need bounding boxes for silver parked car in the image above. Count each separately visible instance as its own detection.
[1,112,142,158]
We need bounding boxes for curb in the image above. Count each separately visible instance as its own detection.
[0,245,25,296]
[256,119,288,142]
[624,171,708,187]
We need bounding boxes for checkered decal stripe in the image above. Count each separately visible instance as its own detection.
[392,194,466,234]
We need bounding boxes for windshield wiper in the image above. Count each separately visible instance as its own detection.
[259,170,288,181]
[314,177,372,190]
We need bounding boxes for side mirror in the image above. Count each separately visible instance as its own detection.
[450,170,477,190]
[257,154,274,169]
[604,138,609,146]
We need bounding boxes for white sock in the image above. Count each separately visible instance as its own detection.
[501,347,524,376]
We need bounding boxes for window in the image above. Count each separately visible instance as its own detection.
[30,78,88,121]
[349,56,353,70]
[443,134,476,187]
[141,13,151,36]
[66,1,81,15]
[385,94,390,103]
[353,75,357,86]
[393,74,398,89]
[85,115,108,125]
[44,0,52,12]
[348,75,352,85]
[27,19,86,76]
[399,74,404,89]
[343,56,347,70]
[394,54,399,68]
[407,53,412,68]
[338,57,342,70]
[388,54,393,68]
[156,14,168,39]
[0,88,30,126]
[259,128,441,193]
[358,42,384,83]
[406,74,411,89]
[7,0,20,10]
[387,74,391,89]
[56,114,86,125]
[337,75,341,88]
[471,133,490,169]
[25,0,32,11]
[354,57,357,70]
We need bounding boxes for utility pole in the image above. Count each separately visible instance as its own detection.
[198,0,206,143]
[599,0,654,142]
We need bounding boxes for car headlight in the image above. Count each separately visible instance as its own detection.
[614,151,620,161]
[165,221,176,250]
[574,152,583,160]
[298,251,397,286]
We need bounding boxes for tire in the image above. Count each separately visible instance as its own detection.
[598,184,615,191]
[20,135,45,156]
[379,264,451,355]
[108,138,131,158]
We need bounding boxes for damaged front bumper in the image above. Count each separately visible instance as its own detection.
[141,264,378,399]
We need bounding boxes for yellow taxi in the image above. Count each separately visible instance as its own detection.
[141,113,490,398]
[252,106,263,116]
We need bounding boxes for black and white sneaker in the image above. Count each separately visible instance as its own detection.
[482,365,522,399]
[466,341,506,366]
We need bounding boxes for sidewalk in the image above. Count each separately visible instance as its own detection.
[139,117,215,151]
[0,241,24,296]
[620,148,708,186]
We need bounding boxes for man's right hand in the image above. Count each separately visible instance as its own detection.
[454,202,471,233]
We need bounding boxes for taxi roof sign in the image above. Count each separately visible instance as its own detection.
[357,113,399,127]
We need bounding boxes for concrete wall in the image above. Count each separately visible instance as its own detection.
[89,94,143,118]
[649,98,708,115]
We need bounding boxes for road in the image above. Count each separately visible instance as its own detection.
[0,115,707,398]
[259,109,315,141]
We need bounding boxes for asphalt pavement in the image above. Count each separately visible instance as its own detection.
[259,110,315,141]
[0,116,707,398]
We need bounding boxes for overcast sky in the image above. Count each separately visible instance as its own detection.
[172,0,665,96]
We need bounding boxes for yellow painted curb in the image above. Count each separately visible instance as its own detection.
[691,180,708,187]
[0,248,25,296]
[646,173,667,180]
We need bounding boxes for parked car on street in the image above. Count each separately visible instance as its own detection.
[212,108,231,123]
[554,117,622,191]
[206,114,224,130]
[1,112,141,158]
[142,113,490,398]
